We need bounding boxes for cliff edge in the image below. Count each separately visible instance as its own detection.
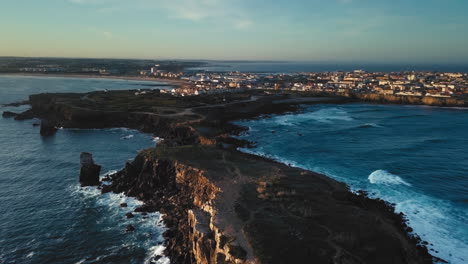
[103,146,433,264]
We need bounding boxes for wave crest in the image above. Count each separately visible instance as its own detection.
[357,123,382,129]
[368,170,411,186]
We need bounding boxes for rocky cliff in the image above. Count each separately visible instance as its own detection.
[354,93,467,107]
[102,149,247,264]
[102,146,434,264]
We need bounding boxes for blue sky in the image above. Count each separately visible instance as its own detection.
[1,0,467,63]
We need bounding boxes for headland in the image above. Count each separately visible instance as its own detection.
[5,89,437,264]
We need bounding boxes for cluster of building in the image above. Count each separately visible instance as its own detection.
[140,66,468,98]
[20,65,64,73]
[140,65,183,79]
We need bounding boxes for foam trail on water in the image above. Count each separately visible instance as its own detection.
[121,135,134,140]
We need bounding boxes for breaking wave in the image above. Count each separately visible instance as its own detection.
[368,170,411,186]
[72,170,169,264]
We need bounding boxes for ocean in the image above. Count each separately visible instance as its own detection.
[0,76,171,264]
[189,61,468,73]
[236,103,468,263]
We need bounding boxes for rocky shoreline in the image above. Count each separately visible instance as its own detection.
[5,90,437,263]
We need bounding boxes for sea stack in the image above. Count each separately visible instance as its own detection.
[40,120,58,136]
[79,152,101,186]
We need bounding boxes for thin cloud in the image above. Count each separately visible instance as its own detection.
[233,20,253,30]
[68,0,254,29]
[103,31,113,39]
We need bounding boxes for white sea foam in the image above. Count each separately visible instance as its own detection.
[301,108,354,123]
[364,170,467,263]
[271,108,354,126]
[121,135,134,140]
[26,252,34,258]
[153,137,164,143]
[390,192,468,263]
[358,123,382,128]
[71,171,170,263]
[75,259,86,264]
[109,127,132,132]
[368,170,411,186]
[145,245,170,264]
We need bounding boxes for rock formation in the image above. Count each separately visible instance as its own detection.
[79,152,101,187]
[2,111,19,118]
[103,146,434,264]
[39,120,58,136]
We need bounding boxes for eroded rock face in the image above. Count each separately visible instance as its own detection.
[103,152,249,264]
[79,152,101,186]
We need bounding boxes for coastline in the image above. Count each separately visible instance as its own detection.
[0,73,188,87]
[5,90,436,263]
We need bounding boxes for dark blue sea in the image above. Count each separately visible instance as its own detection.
[189,61,468,73]
[236,104,468,263]
[0,76,171,264]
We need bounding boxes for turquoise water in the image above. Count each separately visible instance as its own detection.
[237,104,468,263]
[0,76,170,264]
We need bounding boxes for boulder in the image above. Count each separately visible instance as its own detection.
[125,212,135,218]
[79,152,101,186]
[40,120,58,136]
[126,225,136,232]
[2,111,19,118]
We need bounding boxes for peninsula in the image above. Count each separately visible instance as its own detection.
[7,89,436,264]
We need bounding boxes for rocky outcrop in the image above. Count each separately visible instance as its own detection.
[102,149,256,264]
[2,100,29,107]
[79,152,101,186]
[102,146,434,264]
[2,111,19,118]
[16,93,201,145]
[40,120,58,136]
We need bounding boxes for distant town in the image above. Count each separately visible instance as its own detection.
[1,57,467,99]
[141,66,468,99]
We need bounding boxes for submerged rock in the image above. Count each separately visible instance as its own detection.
[39,120,58,136]
[125,212,135,219]
[126,225,135,232]
[79,152,101,187]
